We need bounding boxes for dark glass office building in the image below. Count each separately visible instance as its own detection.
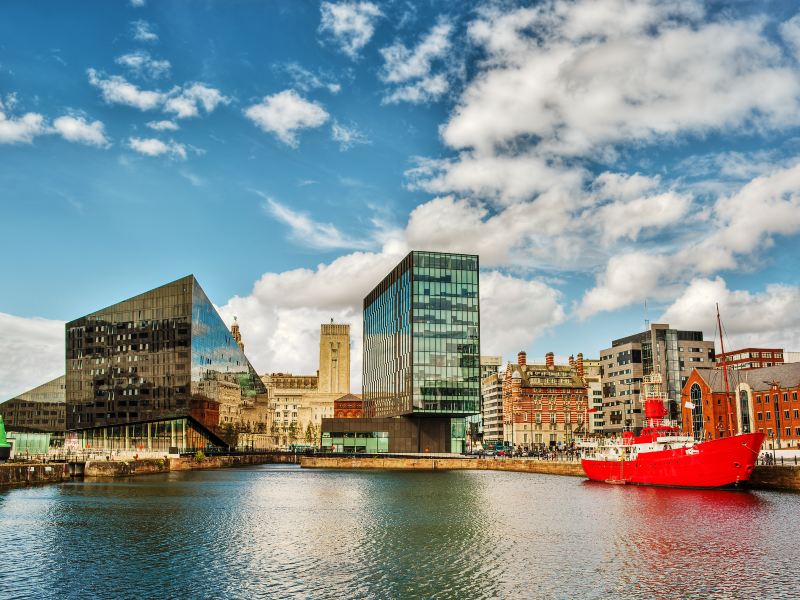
[65,275,265,452]
[359,251,480,452]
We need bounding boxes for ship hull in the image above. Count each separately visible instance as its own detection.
[581,432,765,488]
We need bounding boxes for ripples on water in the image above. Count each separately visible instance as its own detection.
[1,465,798,599]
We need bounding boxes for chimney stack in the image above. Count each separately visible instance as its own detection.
[518,351,527,366]
[546,352,554,368]
[569,354,575,367]
[577,352,584,379]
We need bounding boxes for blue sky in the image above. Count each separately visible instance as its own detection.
[2,0,800,398]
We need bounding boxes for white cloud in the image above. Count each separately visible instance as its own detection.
[578,252,672,318]
[132,19,158,43]
[128,136,186,159]
[260,193,371,250]
[592,190,692,243]
[331,120,370,150]
[0,313,64,401]
[146,119,179,131]
[0,107,46,144]
[130,0,146,7]
[282,62,342,94]
[380,19,453,104]
[163,83,230,119]
[217,248,564,389]
[781,14,800,62]
[662,277,800,351]
[319,2,382,59]
[52,115,110,148]
[480,271,566,359]
[244,90,329,147]
[87,70,228,119]
[683,162,800,274]
[87,68,164,110]
[442,2,800,158]
[115,50,170,78]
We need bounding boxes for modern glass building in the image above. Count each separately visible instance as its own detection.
[65,275,266,452]
[359,251,480,453]
[0,375,66,432]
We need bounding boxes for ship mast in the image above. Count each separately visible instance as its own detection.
[716,303,736,436]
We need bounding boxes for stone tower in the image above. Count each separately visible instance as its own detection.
[230,316,244,353]
[318,322,350,394]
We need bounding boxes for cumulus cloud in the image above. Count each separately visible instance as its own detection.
[52,115,110,148]
[146,119,179,131]
[380,19,454,104]
[217,247,564,389]
[682,162,800,274]
[479,271,566,359]
[0,107,47,144]
[443,2,800,158]
[130,0,146,7]
[331,120,370,150]
[128,136,186,159]
[163,83,230,119]
[115,50,170,78]
[132,19,158,43]
[244,90,329,147]
[87,70,228,120]
[662,277,800,351]
[578,252,672,318]
[319,1,382,59]
[0,312,64,401]
[87,68,164,110]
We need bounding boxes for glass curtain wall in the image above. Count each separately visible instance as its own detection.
[411,252,480,415]
[76,417,219,453]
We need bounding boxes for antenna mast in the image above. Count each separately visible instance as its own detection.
[716,303,735,436]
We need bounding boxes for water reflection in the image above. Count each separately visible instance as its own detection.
[1,467,798,599]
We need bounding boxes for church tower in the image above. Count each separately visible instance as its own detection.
[318,321,350,394]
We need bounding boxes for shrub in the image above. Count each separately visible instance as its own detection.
[194,450,206,462]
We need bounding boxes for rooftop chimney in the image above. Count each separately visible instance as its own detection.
[518,351,527,366]
[569,354,575,367]
[577,352,584,379]
[546,352,554,368]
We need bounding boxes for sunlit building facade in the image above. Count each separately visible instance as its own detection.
[65,275,267,452]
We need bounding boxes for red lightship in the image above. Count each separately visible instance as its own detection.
[580,373,764,489]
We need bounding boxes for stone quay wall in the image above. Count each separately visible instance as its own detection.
[83,453,297,478]
[749,465,800,491]
[300,456,585,476]
[0,463,71,487]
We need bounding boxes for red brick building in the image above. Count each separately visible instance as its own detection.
[333,394,363,418]
[682,364,800,449]
[502,351,588,449]
[717,347,784,371]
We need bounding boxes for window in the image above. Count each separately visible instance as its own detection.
[757,412,763,421]
[739,390,751,433]
[690,384,703,439]
[784,393,789,403]
[767,412,772,420]
[756,395,761,404]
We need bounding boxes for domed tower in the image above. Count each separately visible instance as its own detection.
[230,316,244,353]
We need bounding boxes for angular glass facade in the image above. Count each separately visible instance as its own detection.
[363,251,480,419]
[321,431,389,453]
[66,275,264,440]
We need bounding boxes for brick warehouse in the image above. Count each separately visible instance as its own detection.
[682,363,800,449]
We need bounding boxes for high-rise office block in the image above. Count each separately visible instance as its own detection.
[362,251,480,419]
[599,323,715,433]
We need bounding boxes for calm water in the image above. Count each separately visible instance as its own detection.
[1,465,799,599]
